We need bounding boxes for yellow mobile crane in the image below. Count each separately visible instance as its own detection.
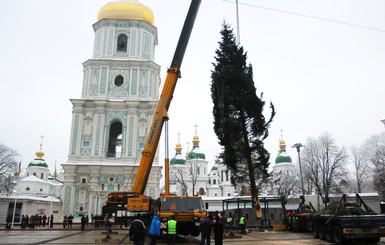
[102,0,206,236]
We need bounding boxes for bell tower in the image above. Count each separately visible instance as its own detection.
[61,0,162,218]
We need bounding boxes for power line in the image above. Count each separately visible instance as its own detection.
[222,0,385,33]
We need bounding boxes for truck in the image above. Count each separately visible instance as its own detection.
[102,0,207,237]
[289,201,316,232]
[311,193,385,244]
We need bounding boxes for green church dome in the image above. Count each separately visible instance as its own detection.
[28,150,49,168]
[170,154,186,165]
[187,135,205,160]
[275,151,292,164]
[187,147,206,160]
[275,140,292,164]
[170,143,186,165]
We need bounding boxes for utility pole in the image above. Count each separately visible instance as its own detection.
[235,0,240,45]
[292,143,305,201]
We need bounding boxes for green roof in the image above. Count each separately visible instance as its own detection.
[170,153,186,165]
[187,146,205,160]
[275,150,292,164]
[28,158,49,168]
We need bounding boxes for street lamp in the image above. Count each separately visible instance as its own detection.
[292,143,305,200]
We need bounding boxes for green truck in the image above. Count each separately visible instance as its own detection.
[311,193,385,244]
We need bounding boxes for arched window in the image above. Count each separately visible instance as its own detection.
[213,179,216,184]
[40,173,44,179]
[117,34,127,51]
[107,121,123,158]
[199,187,205,195]
[82,178,86,184]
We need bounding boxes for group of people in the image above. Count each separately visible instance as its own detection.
[16,214,54,228]
[91,214,106,228]
[62,214,75,228]
[199,215,225,245]
[127,213,226,245]
[128,214,178,245]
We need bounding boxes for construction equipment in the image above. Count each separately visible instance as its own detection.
[311,193,385,244]
[289,201,316,232]
[102,0,207,236]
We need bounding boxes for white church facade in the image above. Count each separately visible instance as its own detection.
[0,147,62,225]
[169,132,236,200]
[60,1,162,219]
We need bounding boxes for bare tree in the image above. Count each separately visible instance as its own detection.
[170,158,200,196]
[0,143,18,177]
[350,145,372,193]
[171,167,188,196]
[0,143,19,193]
[271,170,298,196]
[362,132,385,200]
[186,158,200,195]
[301,133,348,206]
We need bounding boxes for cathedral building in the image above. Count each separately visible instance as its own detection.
[169,131,235,199]
[0,145,62,224]
[60,0,162,218]
[271,139,296,196]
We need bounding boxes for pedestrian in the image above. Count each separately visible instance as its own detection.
[68,214,73,228]
[239,214,246,234]
[42,214,47,227]
[25,215,30,228]
[21,215,27,229]
[149,214,161,245]
[6,215,12,229]
[167,216,177,245]
[49,214,54,228]
[81,215,86,231]
[63,215,67,228]
[199,215,214,245]
[129,214,146,245]
[85,215,89,226]
[213,216,224,245]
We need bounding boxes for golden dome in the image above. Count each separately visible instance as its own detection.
[98,0,154,25]
[35,150,45,159]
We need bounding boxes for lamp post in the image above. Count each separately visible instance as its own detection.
[292,143,305,200]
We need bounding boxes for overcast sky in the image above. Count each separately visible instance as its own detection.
[1,0,384,174]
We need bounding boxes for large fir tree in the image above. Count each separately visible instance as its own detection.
[211,23,275,217]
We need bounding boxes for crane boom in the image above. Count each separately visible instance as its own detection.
[132,0,202,194]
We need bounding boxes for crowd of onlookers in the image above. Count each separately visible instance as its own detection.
[18,214,54,228]
[5,213,111,230]
[62,214,75,228]
[91,214,107,228]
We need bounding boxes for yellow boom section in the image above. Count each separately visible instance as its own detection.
[131,68,180,194]
[130,0,201,195]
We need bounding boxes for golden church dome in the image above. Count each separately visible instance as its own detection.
[98,0,154,25]
[35,150,45,159]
